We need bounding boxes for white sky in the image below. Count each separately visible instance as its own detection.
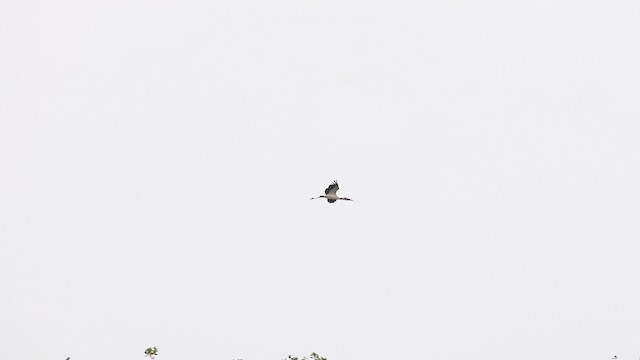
[1,1,639,359]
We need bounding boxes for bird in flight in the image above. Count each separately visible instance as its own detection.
[310,180,353,203]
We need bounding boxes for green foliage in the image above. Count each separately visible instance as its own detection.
[144,347,159,359]
[66,347,326,360]
[285,353,327,360]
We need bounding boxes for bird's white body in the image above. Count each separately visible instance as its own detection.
[310,180,353,203]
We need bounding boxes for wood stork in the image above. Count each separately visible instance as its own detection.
[310,180,353,203]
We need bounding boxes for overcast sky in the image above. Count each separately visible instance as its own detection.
[1,1,639,359]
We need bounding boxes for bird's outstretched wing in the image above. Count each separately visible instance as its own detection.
[325,180,339,196]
